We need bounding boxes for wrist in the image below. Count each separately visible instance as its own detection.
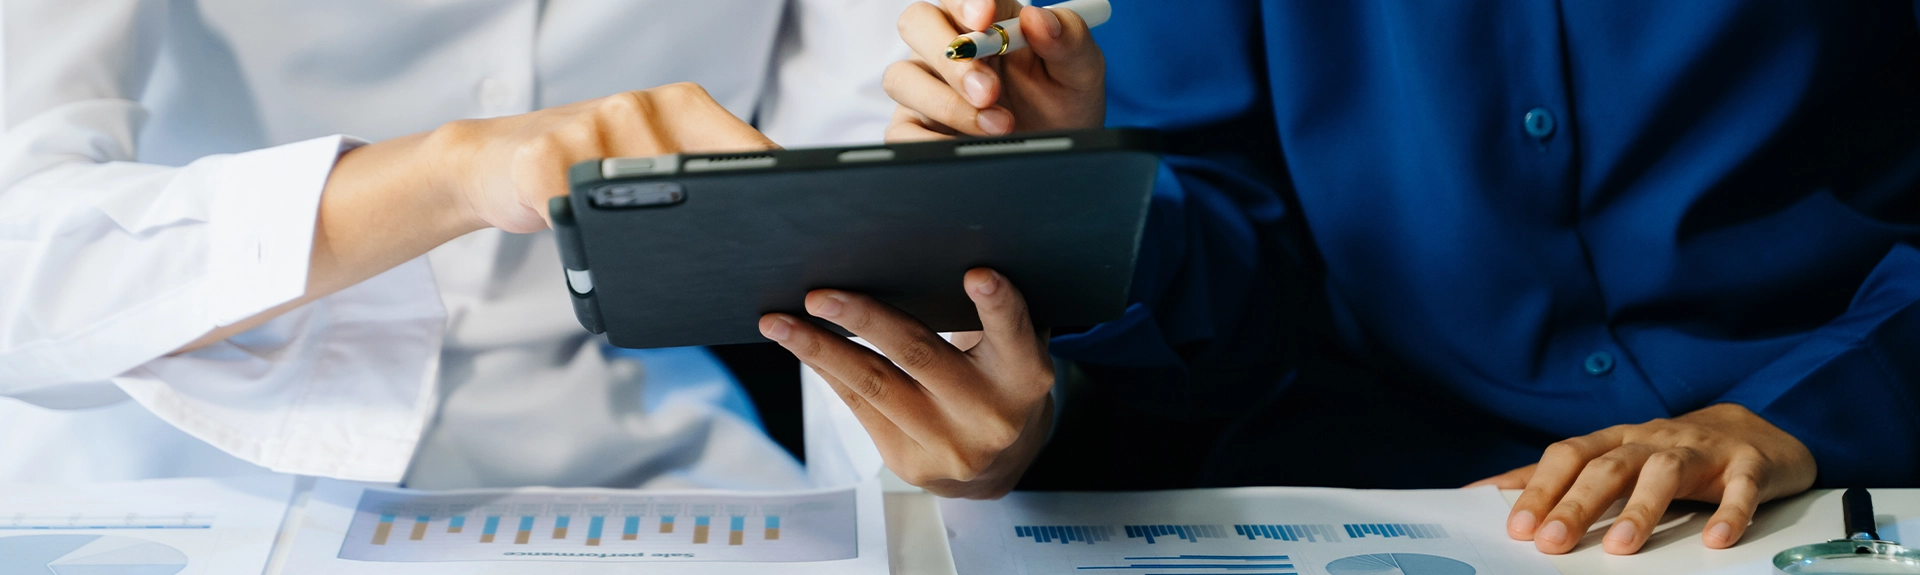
[417,120,491,235]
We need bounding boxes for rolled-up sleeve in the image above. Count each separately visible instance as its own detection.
[1716,243,1920,487]
[0,0,444,481]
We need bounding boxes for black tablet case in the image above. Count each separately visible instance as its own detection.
[552,128,1159,349]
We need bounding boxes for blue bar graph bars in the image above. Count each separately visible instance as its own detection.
[1342,523,1448,539]
[1124,525,1228,544]
[1014,525,1114,544]
[1234,524,1343,542]
[585,516,605,546]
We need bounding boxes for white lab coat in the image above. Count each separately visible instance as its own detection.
[0,0,911,488]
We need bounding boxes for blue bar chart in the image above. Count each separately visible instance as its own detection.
[336,488,855,562]
[1124,524,1228,544]
[1343,523,1449,540]
[939,488,1560,575]
[1015,525,1112,544]
[1234,524,1343,543]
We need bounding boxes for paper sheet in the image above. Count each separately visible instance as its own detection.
[281,476,887,574]
[0,475,296,575]
[940,486,1562,575]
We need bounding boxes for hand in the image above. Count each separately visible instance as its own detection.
[759,269,1055,499]
[175,83,771,354]
[884,0,1105,141]
[428,82,775,233]
[1469,403,1816,555]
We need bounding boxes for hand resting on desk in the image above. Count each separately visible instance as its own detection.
[1470,403,1816,556]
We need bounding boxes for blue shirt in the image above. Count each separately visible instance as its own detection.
[1046,1,1920,487]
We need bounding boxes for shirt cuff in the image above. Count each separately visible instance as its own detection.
[207,135,366,325]
[115,256,445,482]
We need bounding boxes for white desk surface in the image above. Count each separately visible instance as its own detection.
[881,474,1920,575]
[259,474,1915,574]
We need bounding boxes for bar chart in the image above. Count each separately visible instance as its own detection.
[336,488,856,562]
[941,488,1559,575]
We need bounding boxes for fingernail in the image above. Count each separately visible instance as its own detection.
[963,70,995,108]
[1539,521,1568,546]
[812,295,845,318]
[964,0,990,28]
[973,272,999,296]
[1508,510,1537,537]
[764,317,792,342]
[1606,520,1636,547]
[1707,522,1732,545]
[1038,7,1062,38]
[977,108,1012,135]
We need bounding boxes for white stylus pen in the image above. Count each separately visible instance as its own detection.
[945,0,1112,61]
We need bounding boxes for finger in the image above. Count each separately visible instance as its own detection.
[1466,464,1536,489]
[1536,444,1657,554]
[900,2,998,107]
[1604,447,1704,555]
[1018,5,1104,90]
[645,83,778,153]
[1509,430,1627,541]
[802,290,982,396]
[886,106,957,143]
[1703,457,1763,549]
[936,0,1022,32]
[962,269,1047,389]
[759,313,945,442]
[883,60,1013,136]
[800,363,921,464]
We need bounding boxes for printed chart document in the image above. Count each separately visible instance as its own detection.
[940,486,1561,575]
[0,475,296,575]
[283,477,887,574]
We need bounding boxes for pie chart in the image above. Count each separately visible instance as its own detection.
[0,535,188,575]
[1326,553,1476,575]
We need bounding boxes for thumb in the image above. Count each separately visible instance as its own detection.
[1020,5,1104,89]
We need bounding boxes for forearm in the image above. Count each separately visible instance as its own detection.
[173,131,480,353]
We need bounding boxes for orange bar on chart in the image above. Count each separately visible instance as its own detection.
[372,514,395,545]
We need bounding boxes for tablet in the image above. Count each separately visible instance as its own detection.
[550,128,1160,349]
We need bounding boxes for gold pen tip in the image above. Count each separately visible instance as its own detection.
[946,38,977,61]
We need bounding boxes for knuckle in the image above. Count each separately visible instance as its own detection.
[1554,500,1592,521]
[979,418,1021,452]
[1544,441,1584,460]
[896,468,939,487]
[894,337,942,372]
[944,449,995,482]
[655,82,710,105]
[597,91,646,117]
[1645,450,1688,472]
[945,98,979,129]
[850,361,898,403]
[1584,456,1630,476]
[792,330,827,360]
[1619,503,1660,524]
[898,2,937,35]
[882,61,916,96]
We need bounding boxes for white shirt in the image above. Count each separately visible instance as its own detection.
[0,0,911,487]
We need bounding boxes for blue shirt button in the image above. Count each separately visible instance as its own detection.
[1524,107,1556,140]
[1583,351,1614,376]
